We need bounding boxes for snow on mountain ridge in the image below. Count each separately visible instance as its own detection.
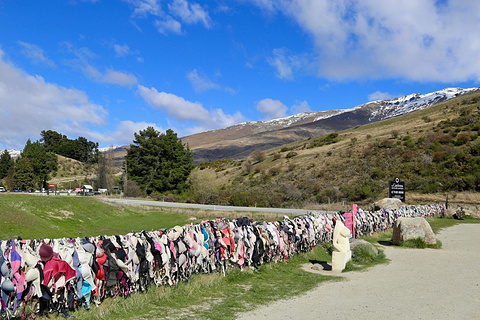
[368,87,477,121]
[192,87,477,138]
[7,149,21,158]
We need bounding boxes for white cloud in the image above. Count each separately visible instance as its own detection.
[64,42,138,86]
[110,120,165,145]
[291,100,311,114]
[186,69,220,92]
[125,0,211,35]
[256,98,288,120]
[137,85,245,131]
[168,0,211,28]
[113,44,132,57]
[155,16,183,34]
[0,49,107,150]
[267,48,299,80]
[250,0,480,82]
[368,91,394,101]
[123,0,162,17]
[138,85,210,121]
[103,69,138,86]
[187,69,237,94]
[17,41,56,67]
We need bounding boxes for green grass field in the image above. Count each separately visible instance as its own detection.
[0,194,193,240]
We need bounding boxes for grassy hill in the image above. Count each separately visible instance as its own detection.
[0,194,193,240]
[47,155,122,190]
[188,90,480,209]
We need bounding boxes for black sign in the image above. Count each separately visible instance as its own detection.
[388,177,405,202]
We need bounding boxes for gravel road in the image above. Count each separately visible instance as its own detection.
[238,223,480,320]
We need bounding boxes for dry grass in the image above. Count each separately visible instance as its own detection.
[189,90,480,208]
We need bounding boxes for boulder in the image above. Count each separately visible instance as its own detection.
[392,217,436,245]
[375,198,403,210]
[350,239,378,256]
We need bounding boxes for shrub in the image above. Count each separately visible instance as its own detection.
[399,238,427,248]
[124,180,143,198]
[455,132,471,145]
[251,150,266,163]
[432,151,446,162]
[286,151,297,159]
[438,134,453,144]
[352,244,377,263]
[268,167,281,176]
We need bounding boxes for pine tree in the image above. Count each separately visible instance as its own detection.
[21,139,58,189]
[0,149,14,179]
[125,127,194,195]
[12,158,36,191]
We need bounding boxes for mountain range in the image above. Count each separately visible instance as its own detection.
[182,87,478,163]
[6,87,478,164]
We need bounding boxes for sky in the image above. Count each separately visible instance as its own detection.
[1,0,480,150]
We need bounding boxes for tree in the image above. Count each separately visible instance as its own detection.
[125,127,194,195]
[12,158,35,191]
[97,146,115,193]
[41,130,67,153]
[21,139,58,189]
[0,149,14,179]
[40,130,99,164]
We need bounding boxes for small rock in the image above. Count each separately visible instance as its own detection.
[311,263,323,271]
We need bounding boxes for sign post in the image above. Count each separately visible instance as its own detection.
[48,184,57,195]
[388,178,405,202]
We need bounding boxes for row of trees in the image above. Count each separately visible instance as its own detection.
[0,140,57,190]
[1,128,194,197]
[41,130,99,164]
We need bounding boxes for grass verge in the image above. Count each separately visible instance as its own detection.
[70,246,339,320]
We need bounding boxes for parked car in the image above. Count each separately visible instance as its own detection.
[0,187,6,192]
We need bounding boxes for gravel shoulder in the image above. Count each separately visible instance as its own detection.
[238,223,480,320]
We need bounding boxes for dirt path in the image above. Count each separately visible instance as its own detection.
[238,224,480,320]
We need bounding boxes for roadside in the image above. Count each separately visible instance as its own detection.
[237,223,480,320]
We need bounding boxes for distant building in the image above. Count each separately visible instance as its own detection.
[82,185,93,192]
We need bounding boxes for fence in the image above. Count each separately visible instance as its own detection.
[0,203,445,318]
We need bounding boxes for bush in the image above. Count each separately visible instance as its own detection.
[455,132,471,145]
[268,167,281,176]
[286,151,297,159]
[352,244,377,263]
[124,180,143,198]
[251,150,266,163]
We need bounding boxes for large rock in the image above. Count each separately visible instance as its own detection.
[375,198,403,210]
[350,239,378,256]
[392,217,436,245]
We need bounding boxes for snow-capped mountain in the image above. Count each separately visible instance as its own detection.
[7,149,21,158]
[183,87,479,162]
[367,87,477,121]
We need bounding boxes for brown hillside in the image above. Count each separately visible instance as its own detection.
[188,89,480,209]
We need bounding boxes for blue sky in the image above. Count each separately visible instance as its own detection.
[1,0,479,150]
